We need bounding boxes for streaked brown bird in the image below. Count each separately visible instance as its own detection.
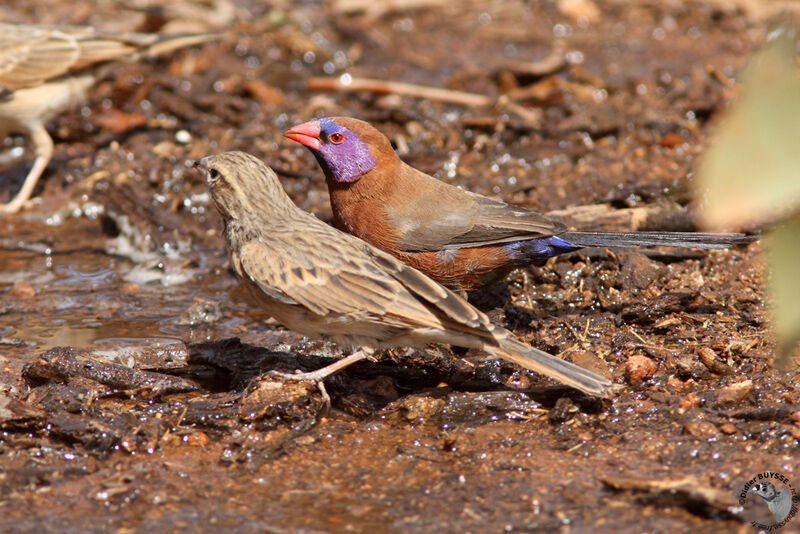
[195,151,612,397]
[0,22,218,214]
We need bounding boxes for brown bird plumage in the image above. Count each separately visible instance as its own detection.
[195,151,612,396]
[285,117,754,293]
[0,22,218,214]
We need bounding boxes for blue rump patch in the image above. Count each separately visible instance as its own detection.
[503,235,579,262]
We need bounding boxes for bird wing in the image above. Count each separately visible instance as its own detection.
[236,231,434,322]
[0,23,216,90]
[386,166,563,252]
[0,23,140,89]
[454,194,567,246]
[0,24,84,88]
[366,245,487,329]
[237,223,490,334]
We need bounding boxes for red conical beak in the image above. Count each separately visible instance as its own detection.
[284,120,322,150]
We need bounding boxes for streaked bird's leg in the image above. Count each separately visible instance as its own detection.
[1,124,53,214]
[271,348,373,406]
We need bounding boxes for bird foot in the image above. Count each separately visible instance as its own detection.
[265,350,372,408]
[266,369,333,407]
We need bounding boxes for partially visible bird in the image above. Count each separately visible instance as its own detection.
[0,22,218,214]
[285,117,754,293]
[750,481,793,523]
[195,151,612,398]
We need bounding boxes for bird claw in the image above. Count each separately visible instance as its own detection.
[263,348,374,408]
[266,369,332,409]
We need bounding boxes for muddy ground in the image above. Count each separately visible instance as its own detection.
[1,0,799,532]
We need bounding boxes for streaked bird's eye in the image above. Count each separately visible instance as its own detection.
[209,168,220,180]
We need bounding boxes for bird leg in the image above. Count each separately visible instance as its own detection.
[0,124,53,214]
[271,348,372,406]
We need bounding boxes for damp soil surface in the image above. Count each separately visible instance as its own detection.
[1,1,799,532]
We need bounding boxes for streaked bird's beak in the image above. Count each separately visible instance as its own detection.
[193,156,211,181]
[284,120,322,150]
[192,158,206,171]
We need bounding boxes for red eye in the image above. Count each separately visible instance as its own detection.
[329,132,345,144]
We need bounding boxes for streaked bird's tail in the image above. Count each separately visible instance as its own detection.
[562,231,755,250]
[133,32,222,59]
[491,337,612,396]
[85,30,221,63]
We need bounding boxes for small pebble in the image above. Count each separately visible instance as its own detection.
[184,432,209,446]
[684,420,719,438]
[120,283,140,294]
[8,281,35,298]
[679,393,702,410]
[175,130,192,144]
[713,380,753,406]
[624,354,657,384]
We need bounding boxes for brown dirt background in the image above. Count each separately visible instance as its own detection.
[1,1,799,532]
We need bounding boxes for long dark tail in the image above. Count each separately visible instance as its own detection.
[561,231,755,250]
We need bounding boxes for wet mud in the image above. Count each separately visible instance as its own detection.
[0,1,798,532]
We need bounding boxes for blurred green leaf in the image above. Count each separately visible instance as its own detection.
[695,28,800,368]
[696,29,800,230]
[765,216,800,368]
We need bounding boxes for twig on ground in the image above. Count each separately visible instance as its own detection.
[306,76,494,107]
